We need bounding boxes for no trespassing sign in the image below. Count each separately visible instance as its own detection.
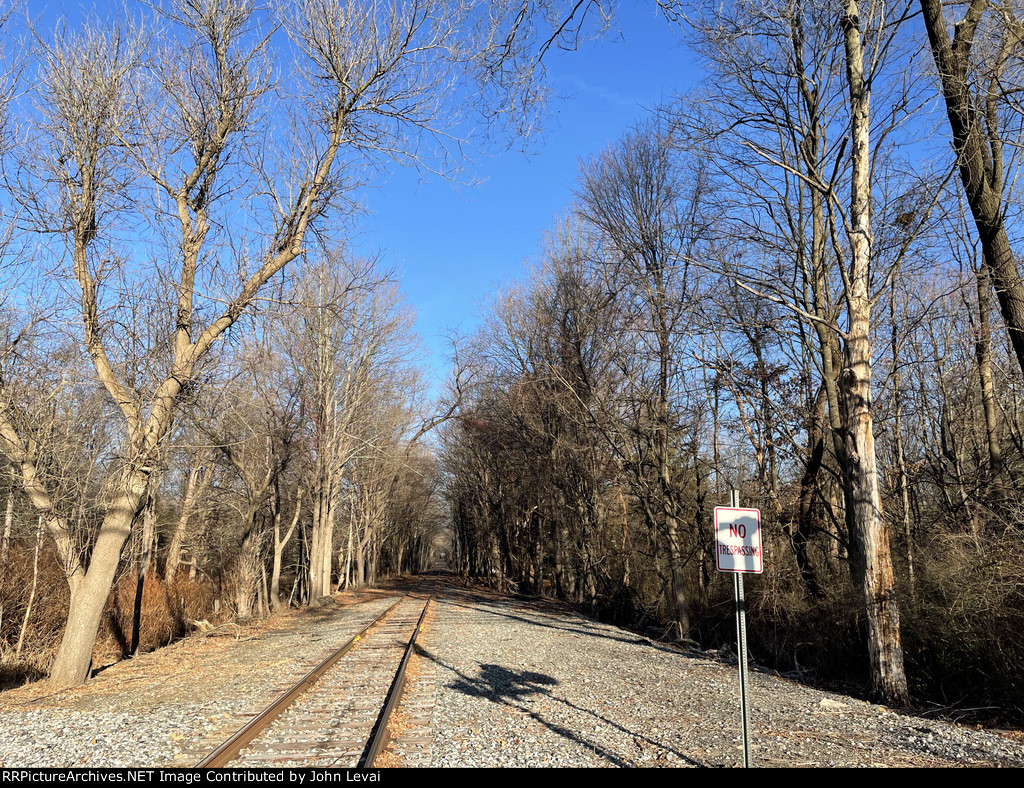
[714,507,763,574]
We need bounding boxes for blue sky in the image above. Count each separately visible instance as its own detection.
[22,2,703,397]
[347,3,705,394]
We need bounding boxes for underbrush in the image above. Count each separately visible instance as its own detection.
[900,533,1024,720]
[706,586,868,686]
[0,543,69,686]
[0,651,49,690]
[0,540,221,685]
[94,573,219,664]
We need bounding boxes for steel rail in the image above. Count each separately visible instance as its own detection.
[194,593,410,768]
[359,583,435,767]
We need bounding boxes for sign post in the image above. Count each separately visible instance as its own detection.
[715,490,762,768]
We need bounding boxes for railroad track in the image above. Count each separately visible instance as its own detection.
[195,580,435,768]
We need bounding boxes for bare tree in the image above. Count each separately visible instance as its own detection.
[286,254,379,601]
[162,444,214,584]
[199,340,298,619]
[467,0,613,137]
[0,0,492,687]
[285,251,423,596]
[270,484,302,613]
[674,0,923,702]
[838,0,909,703]
[918,0,1024,378]
[575,121,710,639]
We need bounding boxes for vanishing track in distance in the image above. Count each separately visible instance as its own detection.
[195,579,435,768]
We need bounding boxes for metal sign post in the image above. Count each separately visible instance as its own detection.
[715,490,762,768]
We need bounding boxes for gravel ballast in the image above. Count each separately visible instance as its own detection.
[1,576,1022,768]
[422,583,1024,768]
[0,590,402,768]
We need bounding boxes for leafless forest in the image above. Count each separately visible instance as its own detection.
[1,0,1023,719]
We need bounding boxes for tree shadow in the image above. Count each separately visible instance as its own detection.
[0,661,47,690]
[450,663,559,701]
[420,647,707,767]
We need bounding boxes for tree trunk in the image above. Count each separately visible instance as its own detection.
[164,453,209,583]
[974,261,1006,494]
[0,487,12,633]
[658,286,689,640]
[15,515,43,657]
[258,560,269,618]
[355,526,366,589]
[234,527,263,620]
[131,488,158,656]
[841,0,908,705]
[342,515,354,591]
[1,487,11,564]
[919,0,1024,379]
[308,457,337,601]
[891,360,916,599]
[49,473,150,687]
[309,479,327,602]
[536,509,545,595]
[794,383,826,598]
[271,489,301,613]
[694,464,710,601]
[663,515,690,640]
[554,517,567,599]
[321,497,334,596]
[843,309,907,704]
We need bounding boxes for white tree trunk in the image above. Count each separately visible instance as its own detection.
[841,0,908,705]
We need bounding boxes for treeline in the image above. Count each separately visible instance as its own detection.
[0,250,447,685]
[0,0,574,689]
[441,0,1024,713]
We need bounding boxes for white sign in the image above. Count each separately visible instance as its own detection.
[715,507,763,574]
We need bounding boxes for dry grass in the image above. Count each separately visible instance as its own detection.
[93,573,219,664]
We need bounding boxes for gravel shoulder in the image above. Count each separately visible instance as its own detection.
[422,581,1024,767]
[0,583,408,768]
[1,575,1022,768]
